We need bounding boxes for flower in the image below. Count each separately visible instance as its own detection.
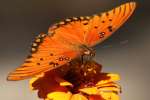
[30,60,121,100]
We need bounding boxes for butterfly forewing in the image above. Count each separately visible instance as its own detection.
[85,2,136,46]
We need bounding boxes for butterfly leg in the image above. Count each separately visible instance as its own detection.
[81,55,85,65]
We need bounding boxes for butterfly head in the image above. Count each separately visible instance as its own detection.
[80,45,95,58]
[83,49,95,57]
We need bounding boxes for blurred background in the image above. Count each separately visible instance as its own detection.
[0,0,150,100]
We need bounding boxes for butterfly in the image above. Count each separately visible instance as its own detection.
[7,2,136,81]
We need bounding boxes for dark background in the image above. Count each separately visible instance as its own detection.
[0,0,150,100]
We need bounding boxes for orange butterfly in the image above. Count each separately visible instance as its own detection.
[7,2,136,81]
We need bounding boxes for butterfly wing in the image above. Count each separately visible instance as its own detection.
[48,2,136,47]
[7,33,80,81]
[85,2,136,46]
[7,2,136,81]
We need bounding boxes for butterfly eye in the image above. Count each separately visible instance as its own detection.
[84,50,91,55]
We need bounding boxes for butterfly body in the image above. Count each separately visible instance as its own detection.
[7,2,136,81]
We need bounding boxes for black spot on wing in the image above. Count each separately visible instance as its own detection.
[50,53,54,56]
[83,22,88,25]
[94,26,98,29]
[37,63,40,65]
[49,62,59,67]
[25,61,32,63]
[40,58,44,61]
[109,19,112,21]
[106,12,109,16]
[102,21,105,23]
[108,26,113,32]
[27,55,32,59]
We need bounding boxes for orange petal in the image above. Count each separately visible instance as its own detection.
[47,92,72,100]
[55,76,73,87]
[96,82,121,89]
[96,73,120,86]
[29,71,68,98]
[89,95,104,100]
[29,73,45,90]
[96,82,121,94]
[71,94,88,100]
[107,74,120,81]
[60,81,73,87]
[100,92,120,100]
[79,87,98,95]
[98,86,121,94]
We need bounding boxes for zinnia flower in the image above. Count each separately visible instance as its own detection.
[30,60,121,100]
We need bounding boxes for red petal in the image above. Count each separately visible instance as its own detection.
[89,95,104,100]
[31,71,68,99]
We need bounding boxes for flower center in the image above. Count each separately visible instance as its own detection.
[58,60,102,93]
